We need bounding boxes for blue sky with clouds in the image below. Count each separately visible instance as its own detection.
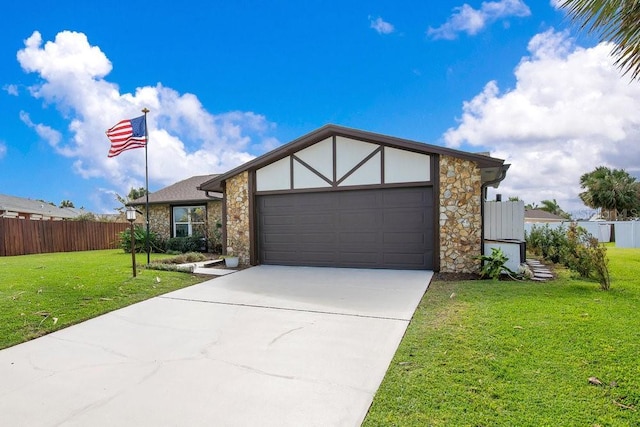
[1,1,638,215]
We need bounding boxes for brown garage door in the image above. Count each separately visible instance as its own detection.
[257,187,435,269]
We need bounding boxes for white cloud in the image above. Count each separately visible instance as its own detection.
[0,141,6,159]
[443,29,640,214]
[3,84,19,96]
[428,0,531,40]
[370,16,395,35]
[16,30,279,211]
[19,111,69,154]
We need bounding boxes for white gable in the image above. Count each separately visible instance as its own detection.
[255,135,431,192]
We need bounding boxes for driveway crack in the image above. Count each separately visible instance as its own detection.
[159,296,410,322]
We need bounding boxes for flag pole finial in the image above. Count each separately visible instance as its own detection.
[142,107,149,114]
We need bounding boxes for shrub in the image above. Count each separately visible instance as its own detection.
[162,252,207,264]
[527,223,611,290]
[145,252,208,274]
[526,224,567,263]
[561,224,593,277]
[166,235,207,253]
[119,226,164,254]
[562,223,610,290]
[145,263,194,273]
[476,248,516,280]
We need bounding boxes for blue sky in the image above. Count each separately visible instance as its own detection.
[1,0,638,216]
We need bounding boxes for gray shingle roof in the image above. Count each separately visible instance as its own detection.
[525,209,566,221]
[130,174,222,205]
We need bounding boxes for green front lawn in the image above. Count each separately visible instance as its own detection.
[364,247,640,426]
[0,250,208,349]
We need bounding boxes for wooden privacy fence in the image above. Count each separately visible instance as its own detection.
[0,218,129,256]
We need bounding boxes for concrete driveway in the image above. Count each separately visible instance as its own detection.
[0,265,432,426]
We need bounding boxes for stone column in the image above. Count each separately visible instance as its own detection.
[439,155,482,273]
[224,172,251,265]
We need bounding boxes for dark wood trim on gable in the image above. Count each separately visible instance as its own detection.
[332,135,337,184]
[292,154,334,187]
[289,156,294,190]
[335,146,383,186]
[254,181,431,196]
[380,145,385,184]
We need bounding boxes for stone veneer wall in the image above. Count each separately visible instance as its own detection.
[206,201,223,252]
[225,172,251,265]
[147,205,169,240]
[439,155,483,273]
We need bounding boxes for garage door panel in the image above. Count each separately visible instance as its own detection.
[382,210,426,228]
[383,252,431,268]
[262,233,299,244]
[339,232,378,244]
[297,233,337,244]
[297,251,337,263]
[297,213,335,225]
[339,212,379,228]
[383,189,431,206]
[340,191,378,205]
[339,252,379,264]
[262,214,298,225]
[383,231,425,244]
[258,187,434,269]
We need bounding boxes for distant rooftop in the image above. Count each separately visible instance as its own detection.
[525,208,566,222]
[0,193,89,220]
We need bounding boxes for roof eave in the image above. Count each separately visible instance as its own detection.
[128,194,222,207]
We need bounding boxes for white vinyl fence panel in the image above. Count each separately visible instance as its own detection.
[524,221,635,244]
[612,221,640,248]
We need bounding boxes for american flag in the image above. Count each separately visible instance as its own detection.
[106,115,147,157]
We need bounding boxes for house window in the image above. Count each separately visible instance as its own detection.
[173,206,206,237]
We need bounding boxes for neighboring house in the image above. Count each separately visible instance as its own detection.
[525,209,566,224]
[0,193,90,220]
[199,124,510,272]
[129,175,223,250]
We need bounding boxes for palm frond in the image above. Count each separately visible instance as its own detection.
[560,0,640,79]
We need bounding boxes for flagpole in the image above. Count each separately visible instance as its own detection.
[142,107,150,265]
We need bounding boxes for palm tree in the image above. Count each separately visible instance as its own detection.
[579,166,638,219]
[559,0,640,79]
[540,199,572,219]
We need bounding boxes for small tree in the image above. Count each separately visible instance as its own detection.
[115,187,149,213]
